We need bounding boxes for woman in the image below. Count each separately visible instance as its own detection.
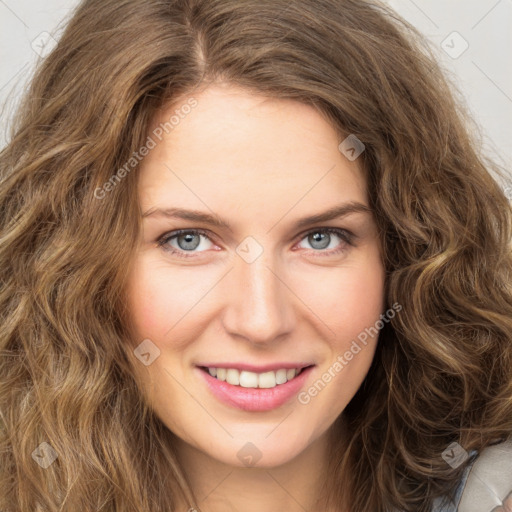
[1,0,511,511]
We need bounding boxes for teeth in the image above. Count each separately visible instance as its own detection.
[205,367,303,388]
[258,371,276,388]
[239,370,258,388]
[275,369,287,384]
[226,369,240,386]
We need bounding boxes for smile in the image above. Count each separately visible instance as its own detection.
[199,366,308,389]
[196,364,315,412]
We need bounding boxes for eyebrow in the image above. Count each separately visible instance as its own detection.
[142,201,372,231]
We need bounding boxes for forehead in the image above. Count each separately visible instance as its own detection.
[138,84,368,212]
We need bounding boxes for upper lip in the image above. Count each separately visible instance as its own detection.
[196,362,315,372]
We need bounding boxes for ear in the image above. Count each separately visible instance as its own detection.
[457,438,512,512]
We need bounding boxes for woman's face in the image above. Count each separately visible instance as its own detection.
[125,83,386,468]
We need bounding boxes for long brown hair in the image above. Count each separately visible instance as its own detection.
[1,0,511,510]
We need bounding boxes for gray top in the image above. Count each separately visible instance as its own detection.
[431,449,479,512]
[432,438,512,512]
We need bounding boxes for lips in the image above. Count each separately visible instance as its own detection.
[195,363,315,412]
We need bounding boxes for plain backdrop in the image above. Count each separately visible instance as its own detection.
[1,0,511,184]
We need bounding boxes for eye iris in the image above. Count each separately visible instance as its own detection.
[177,233,200,250]
[309,232,330,250]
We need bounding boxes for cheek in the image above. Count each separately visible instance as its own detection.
[126,254,213,345]
[126,270,168,341]
[299,255,385,422]
[299,255,386,344]
[336,270,385,339]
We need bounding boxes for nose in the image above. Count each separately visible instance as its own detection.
[221,248,295,345]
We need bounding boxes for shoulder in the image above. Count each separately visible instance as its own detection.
[395,439,512,512]
[456,437,512,512]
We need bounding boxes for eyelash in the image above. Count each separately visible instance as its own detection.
[156,227,355,259]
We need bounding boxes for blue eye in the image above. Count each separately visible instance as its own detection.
[295,228,353,255]
[157,229,214,258]
[157,227,354,259]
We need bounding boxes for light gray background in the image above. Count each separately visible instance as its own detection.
[1,0,511,184]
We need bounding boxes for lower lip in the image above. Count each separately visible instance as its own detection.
[197,366,314,412]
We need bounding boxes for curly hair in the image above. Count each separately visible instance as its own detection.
[1,0,511,510]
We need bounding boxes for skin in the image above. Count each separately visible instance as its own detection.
[125,82,386,512]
